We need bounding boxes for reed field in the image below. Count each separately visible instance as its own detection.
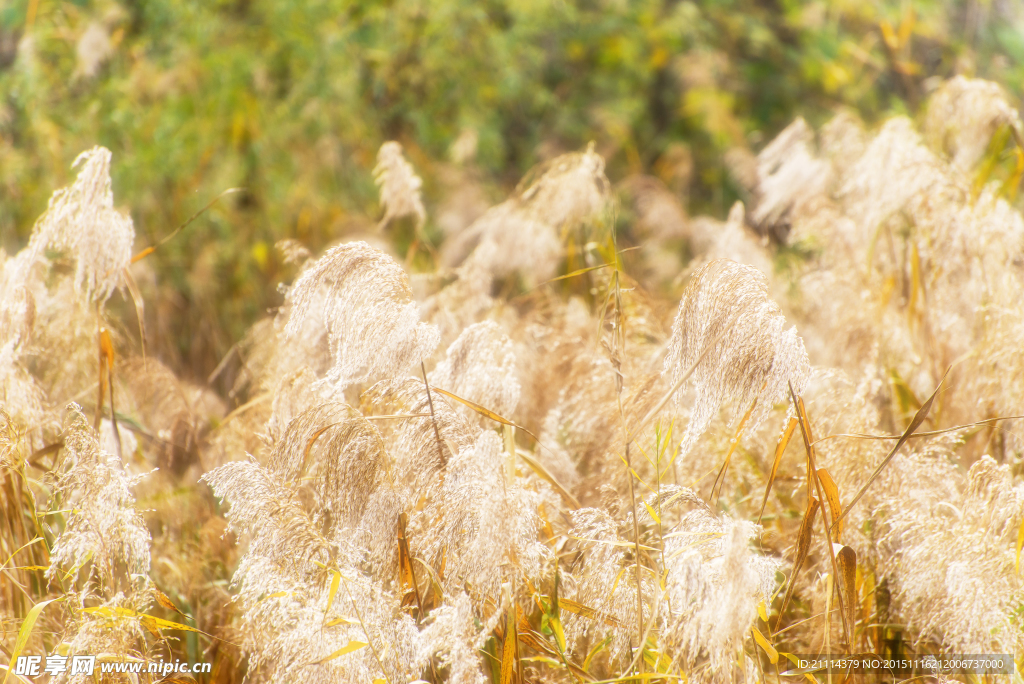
[3,3,1024,683]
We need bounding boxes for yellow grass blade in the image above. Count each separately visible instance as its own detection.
[751,626,779,664]
[430,387,513,426]
[3,598,62,684]
[500,605,517,684]
[314,641,368,664]
[326,569,341,619]
[1017,516,1024,574]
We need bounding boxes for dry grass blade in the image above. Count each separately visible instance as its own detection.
[758,417,797,524]
[832,368,948,533]
[1017,518,1024,575]
[751,626,779,664]
[710,396,757,504]
[2,597,62,684]
[790,386,850,648]
[314,641,369,664]
[397,511,425,619]
[836,546,857,650]
[421,362,448,469]
[130,188,243,263]
[775,496,818,633]
[810,415,1024,445]
[430,386,515,427]
[816,468,843,544]
[154,588,188,618]
[559,598,622,627]
[122,266,147,360]
[501,603,518,684]
[518,451,580,509]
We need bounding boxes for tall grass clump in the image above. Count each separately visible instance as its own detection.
[3,76,1024,683]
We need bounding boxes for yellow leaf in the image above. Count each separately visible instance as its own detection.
[430,387,513,426]
[643,501,661,524]
[757,599,768,624]
[3,598,63,684]
[1017,516,1024,574]
[139,614,201,634]
[314,641,368,664]
[326,570,341,619]
[751,626,778,664]
[816,468,843,544]
[325,617,359,627]
[549,616,567,654]
[778,652,818,684]
[500,606,517,684]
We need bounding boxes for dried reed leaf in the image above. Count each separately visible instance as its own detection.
[156,674,198,684]
[500,605,517,684]
[429,386,514,427]
[154,588,187,618]
[816,468,843,544]
[1017,517,1024,575]
[314,641,369,664]
[559,598,622,627]
[2,598,62,684]
[517,451,580,509]
[751,626,779,664]
[758,417,797,524]
[836,545,857,649]
[710,396,758,504]
[776,496,819,631]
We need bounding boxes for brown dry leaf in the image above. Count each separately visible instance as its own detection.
[776,496,819,632]
[500,605,517,684]
[759,417,797,524]
[559,597,622,628]
[153,588,187,618]
[836,545,858,650]
[816,468,843,544]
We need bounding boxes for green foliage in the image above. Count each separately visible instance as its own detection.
[1,0,1021,374]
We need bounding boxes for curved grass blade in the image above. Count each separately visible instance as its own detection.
[832,367,948,533]
[775,497,818,633]
[758,417,797,525]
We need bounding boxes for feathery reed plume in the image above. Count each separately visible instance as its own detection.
[663,259,809,454]
[664,516,778,680]
[361,376,474,471]
[32,146,134,302]
[417,431,550,602]
[427,321,520,425]
[47,404,151,593]
[563,506,652,665]
[746,117,830,240]
[454,144,611,282]
[877,454,1024,653]
[375,141,427,230]
[283,241,439,391]
[924,76,1023,172]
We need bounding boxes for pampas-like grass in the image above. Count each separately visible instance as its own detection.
[6,77,1024,683]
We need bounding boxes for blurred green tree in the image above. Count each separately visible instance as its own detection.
[2,0,1021,376]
